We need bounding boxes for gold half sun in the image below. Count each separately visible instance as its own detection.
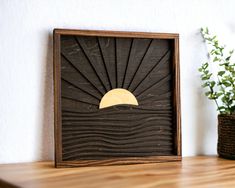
[99,88,139,109]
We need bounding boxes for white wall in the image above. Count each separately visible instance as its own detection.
[0,0,235,163]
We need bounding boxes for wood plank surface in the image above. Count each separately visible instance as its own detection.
[1,156,235,188]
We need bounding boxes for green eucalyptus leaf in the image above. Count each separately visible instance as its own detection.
[218,71,225,76]
[213,57,219,62]
[216,92,223,97]
[210,81,216,88]
[201,74,207,79]
[222,82,231,87]
[203,62,209,69]
[202,82,209,88]
[226,56,231,61]
[205,91,211,96]
[229,50,234,55]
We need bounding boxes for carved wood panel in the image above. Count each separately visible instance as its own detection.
[54,29,181,167]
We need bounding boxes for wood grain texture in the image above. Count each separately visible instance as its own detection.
[53,30,62,163]
[54,29,179,39]
[1,157,235,188]
[54,29,181,167]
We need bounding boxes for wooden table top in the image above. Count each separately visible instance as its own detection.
[0,156,235,188]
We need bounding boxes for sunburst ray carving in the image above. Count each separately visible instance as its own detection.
[60,34,174,160]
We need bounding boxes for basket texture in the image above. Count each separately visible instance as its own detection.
[218,114,235,159]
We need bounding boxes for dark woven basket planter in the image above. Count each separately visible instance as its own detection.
[218,114,235,159]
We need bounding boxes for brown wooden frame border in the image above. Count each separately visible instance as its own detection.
[53,29,181,167]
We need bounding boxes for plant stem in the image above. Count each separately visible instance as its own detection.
[209,86,221,113]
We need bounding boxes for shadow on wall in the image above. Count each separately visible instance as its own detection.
[194,87,216,155]
[40,32,54,161]
[192,30,217,156]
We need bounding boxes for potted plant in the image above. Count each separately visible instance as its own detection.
[199,27,235,159]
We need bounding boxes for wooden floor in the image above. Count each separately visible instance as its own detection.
[0,156,235,188]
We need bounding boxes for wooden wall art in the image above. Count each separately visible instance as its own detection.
[53,29,181,167]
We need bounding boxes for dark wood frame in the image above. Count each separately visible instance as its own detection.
[53,29,181,167]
